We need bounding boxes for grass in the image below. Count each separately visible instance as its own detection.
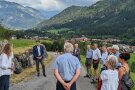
[10,39,53,54]
[129,53,135,90]
[11,39,35,48]
[11,55,53,84]
[47,28,70,34]
[81,54,135,90]
[10,39,35,54]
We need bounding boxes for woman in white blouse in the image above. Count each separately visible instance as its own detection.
[0,43,14,90]
[98,55,119,90]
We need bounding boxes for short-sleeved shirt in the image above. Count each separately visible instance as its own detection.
[113,51,121,67]
[86,49,93,59]
[92,48,101,60]
[101,69,119,90]
[54,53,81,81]
[101,52,108,65]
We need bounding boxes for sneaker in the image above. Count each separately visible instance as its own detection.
[91,79,96,84]
[43,73,47,77]
[84,74,89,78]
[37,73,40,77]
[88,75,92,78]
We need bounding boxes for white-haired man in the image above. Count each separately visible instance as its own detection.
[54,42,81,90]
[112,45,121,68]
[101,46,108,72]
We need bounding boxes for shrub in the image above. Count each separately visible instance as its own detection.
[131,62,135,73]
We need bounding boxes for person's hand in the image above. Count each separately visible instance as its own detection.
[67,83,72,90]
[39,56,42,59]
[37,57,41,59]
[62,83,69,90]
[8,67,14,71]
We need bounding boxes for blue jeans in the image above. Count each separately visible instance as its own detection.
[0,75,10,90]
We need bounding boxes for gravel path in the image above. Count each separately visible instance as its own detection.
[10,53,96,90]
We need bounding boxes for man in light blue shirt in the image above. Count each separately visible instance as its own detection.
[101,46,108,72]
[54,42,81,90]
[84,45,93,78]
[101,46,108,65]
[112,45,121,68]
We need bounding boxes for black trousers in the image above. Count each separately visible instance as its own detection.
[0,75,10,90]
[56,81,76,90]
[35,59,45,74]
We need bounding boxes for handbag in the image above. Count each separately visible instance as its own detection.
[122,69,134,90]
[124,76,134,90]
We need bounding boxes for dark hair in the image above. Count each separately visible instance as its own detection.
[119,52,130,61]
[2,43,12,56]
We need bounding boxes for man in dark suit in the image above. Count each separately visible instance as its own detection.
[33,40,46,77]
[73,44,81,61]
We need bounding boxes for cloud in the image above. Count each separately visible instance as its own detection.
[5,0,100,11]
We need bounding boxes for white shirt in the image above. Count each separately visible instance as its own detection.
[92,48,101,60]
[101,51,108,65]
[0,53,13,77]
[101,69,119,90]
[37,46,41,56]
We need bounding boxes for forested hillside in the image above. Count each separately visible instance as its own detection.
[0,24,14,39]
[37,0,135,38]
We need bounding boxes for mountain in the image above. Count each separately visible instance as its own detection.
[37,0,135,37]
[0,0,45,30]
[39,10,60,19]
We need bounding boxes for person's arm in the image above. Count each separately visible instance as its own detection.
[118,68,124,80]
[54,57,65,84]
[33,46,37,58]
[42,46,45,58]
[69,68,81,85]
[54,57,68,90]
[32,46,35,57]
[67,59,81,89]
[54,69,69,90]
[54,69,66,86]
[0,54,12,70]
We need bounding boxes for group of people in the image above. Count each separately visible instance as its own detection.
[0,40,133,90]
[83,44,131,90]
[54,42,134,90]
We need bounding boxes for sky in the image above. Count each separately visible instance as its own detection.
[5,0,100,12]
